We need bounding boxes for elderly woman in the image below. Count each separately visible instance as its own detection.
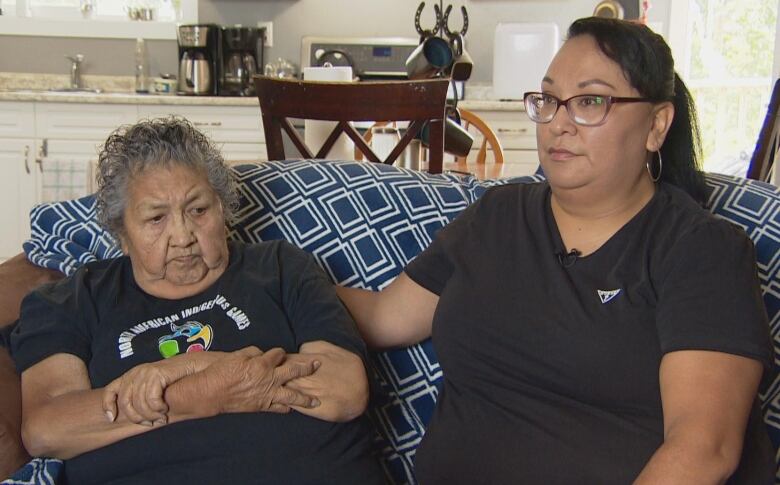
[337,17,775,484]
[10,117,385,484]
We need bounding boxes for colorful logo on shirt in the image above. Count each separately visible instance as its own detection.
[597,289,622,304]
[158,321,213,358]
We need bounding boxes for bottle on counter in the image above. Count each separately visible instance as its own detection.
[135,38,149,94]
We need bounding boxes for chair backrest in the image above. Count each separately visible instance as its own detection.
[254,76,450,173]
[455,108,505,164]
[747,78,780,182]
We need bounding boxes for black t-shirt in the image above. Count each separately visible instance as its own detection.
[11,240,385,485]
[405,181,774,484]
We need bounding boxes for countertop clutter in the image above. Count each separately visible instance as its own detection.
[0,72,525,111]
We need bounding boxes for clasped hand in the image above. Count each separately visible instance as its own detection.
[102,346,321,426]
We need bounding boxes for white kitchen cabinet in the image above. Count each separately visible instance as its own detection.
[138,105,266,162]
[35,103,138,141]
[0,102,37,260]
[0,101,35,138]
[0,138,37,260]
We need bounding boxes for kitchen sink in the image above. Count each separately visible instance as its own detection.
[48,87,103,94]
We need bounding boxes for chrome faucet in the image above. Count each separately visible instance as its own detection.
[65,54,85,89]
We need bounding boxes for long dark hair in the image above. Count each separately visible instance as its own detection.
[567,17,708,204]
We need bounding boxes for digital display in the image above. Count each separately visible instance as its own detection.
[373,46,392,57]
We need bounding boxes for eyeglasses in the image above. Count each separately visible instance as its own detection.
[523,92,653,127]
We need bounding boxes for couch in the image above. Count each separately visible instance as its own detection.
[1,159,779,484]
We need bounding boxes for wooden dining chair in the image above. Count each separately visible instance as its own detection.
[747,78,780,182]
[454,108,504,164]
[254,76,449,174]
[359,109,505,166]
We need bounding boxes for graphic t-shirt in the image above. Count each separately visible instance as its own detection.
[405,181,775,484]
[12,240,385,485]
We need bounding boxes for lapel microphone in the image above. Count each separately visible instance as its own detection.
[556,248,581,268]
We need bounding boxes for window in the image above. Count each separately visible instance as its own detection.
[668,0,779,177]
[0,0,196,39]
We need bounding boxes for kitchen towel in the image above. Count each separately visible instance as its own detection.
[40,158,93,203]
[302,66,355,160]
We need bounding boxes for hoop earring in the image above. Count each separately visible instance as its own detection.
[647,151,663,183]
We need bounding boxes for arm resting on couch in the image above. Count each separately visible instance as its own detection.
[0,253,64,477]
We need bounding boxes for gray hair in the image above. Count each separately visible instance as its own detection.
[96,116,238,240]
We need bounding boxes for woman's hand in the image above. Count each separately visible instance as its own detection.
[284,340,369,422]
[102,349,227,426]
[207,347,322,414]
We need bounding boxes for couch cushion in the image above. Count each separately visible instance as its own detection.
[23,195,121,276]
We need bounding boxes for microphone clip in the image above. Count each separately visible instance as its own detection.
[556,248,581,268]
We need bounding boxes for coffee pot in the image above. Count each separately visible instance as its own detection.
[221,26,263,96]
[177,24,220,95]
[179,50,212,94]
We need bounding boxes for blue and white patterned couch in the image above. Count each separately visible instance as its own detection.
[4,159,780,485]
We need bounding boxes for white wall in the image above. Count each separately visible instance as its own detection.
[0,0,671,84]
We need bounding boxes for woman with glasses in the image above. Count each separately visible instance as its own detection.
[337,16,774,483]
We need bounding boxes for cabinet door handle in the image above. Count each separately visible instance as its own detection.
[24,145,30,174]
[36,139,47,172]
[497,127,529,134]
[193,121,223,127]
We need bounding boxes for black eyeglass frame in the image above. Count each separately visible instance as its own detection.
[523,92,654,127]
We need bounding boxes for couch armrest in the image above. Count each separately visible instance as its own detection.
[0,347,28,479]
[0,253,63,327]
[0,253,64,478]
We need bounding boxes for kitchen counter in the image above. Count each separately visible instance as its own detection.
[0,90,258,106]
[0,72,525,110]
[0,89,524,111]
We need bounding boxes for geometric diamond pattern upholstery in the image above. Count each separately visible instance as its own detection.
[705,174,780,460]
[10,160,780,485]
[23,195,121,275]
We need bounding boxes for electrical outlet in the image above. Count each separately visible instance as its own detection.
[257,21,273,47]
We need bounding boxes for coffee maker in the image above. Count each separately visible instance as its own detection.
[221,26,264,96]
[177,24,221,96]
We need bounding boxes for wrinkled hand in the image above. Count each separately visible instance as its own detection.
[102,349,225,426]
[102,361,177,427]
[210,347,321,414]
